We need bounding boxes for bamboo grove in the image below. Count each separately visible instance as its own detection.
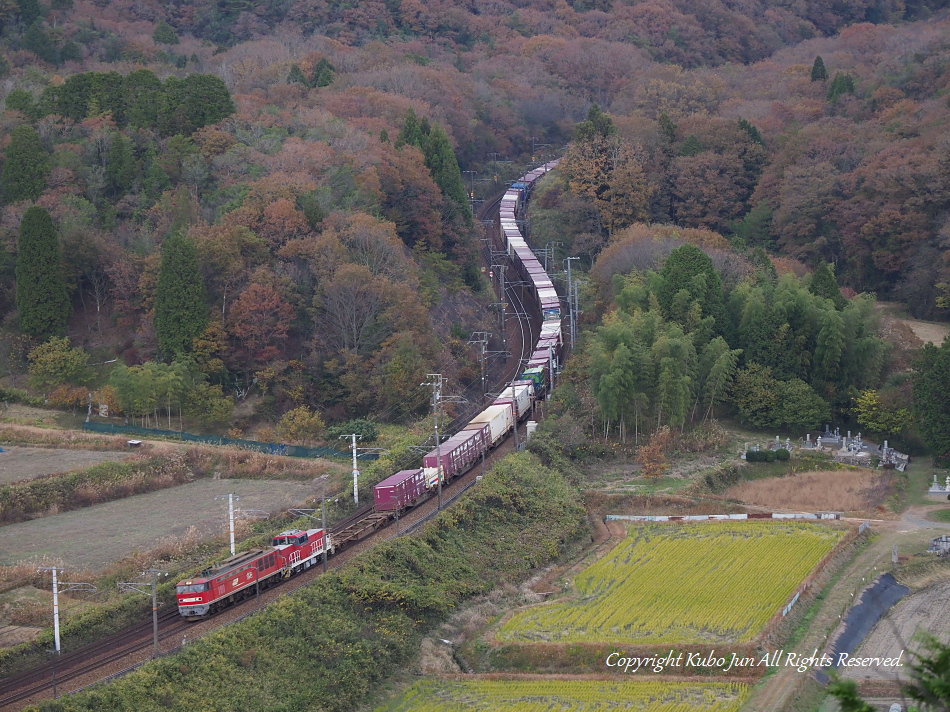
[582,240,887,442]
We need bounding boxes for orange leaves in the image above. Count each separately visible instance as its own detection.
[636,426,673,481]
[228,283,294,365]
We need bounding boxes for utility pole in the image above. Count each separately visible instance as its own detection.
[37,568,96,655]
[215,493,238,555]
[423,374,445,510]
[216,494,268,556]
[468,331,490,397]
[118,569,167,658]
[565,257,579,346]
[340,434,363,506]
[543,241,563,272]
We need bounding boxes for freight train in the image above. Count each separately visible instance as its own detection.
[176,160,563,618]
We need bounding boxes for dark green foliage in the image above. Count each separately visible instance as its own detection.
[732,364,830,429]
[142,149,170,204]
[827,72,855,102]
[159,74,234,136]
[311,57,335,87]
[3,124,49,203]
[59,40,81,63]
[379,128,390,144]
[154,232,207,358]
[325,419,379,443]
[826,676,879,712]
[679,134,703,156]
[728,203,773,247]
[16,0,41,25]
[124,69,162,129]
[0,55,10,79]
[106,134,135,197]
[23,22,55,64]
[287,63,307,86]
[15,206,70,339]
[296,190,325,229]
[912,337,950,465]
[423,124,470,215]
[809,262,847,309]
[35,70,233,136]
[657,244,724,329]
[737,118,764,146]
[657,112,676,143]
[775,447,790,461]
[50,0,73,10]
[811,55,828,82]
[152,19,179,45]
[5,88,34,116]
[395,108,426,149]
[574,103,615,142]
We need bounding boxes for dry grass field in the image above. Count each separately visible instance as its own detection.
[724,469,887,514]
[0,446,131,484]
[0,479,319,570]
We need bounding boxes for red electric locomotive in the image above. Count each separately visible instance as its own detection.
[175,526,333,618]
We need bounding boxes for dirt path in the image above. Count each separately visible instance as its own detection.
[901,504,950,530]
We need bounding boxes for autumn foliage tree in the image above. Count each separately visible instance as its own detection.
[228,282,293,367]
[637,426,673,481]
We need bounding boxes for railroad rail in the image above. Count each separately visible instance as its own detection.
[0,170,550,711]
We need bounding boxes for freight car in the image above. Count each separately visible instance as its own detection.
[176,159,563,619]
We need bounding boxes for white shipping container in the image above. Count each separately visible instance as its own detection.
[467,404,514,446]
[497,383,533,418]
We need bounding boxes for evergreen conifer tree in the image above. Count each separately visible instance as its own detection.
[23,21,55,64]
[287,64,308,87]
[422,124,471,220]
[2,124,50,203]
[16,0,41,26]
[154,231,207,358]
[810,56,828,82]
[15,206,70,338]
[827,72,855,102]
[808,262,847,309]
[575,104,615,142]
[106,134,135,197]
[311,58,335,87]
[153,20,179,45]
[396,108,425,148]
[658,112,676,144]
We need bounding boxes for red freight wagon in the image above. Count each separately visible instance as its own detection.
[423,429,485,485]
[176,547,282,617]
[374,469,427,512]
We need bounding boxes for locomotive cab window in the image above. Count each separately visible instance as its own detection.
[297,534,308,544]
[176,583,208,594]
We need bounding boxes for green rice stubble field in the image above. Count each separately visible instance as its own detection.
[376,679,751,712]
[0,479,319,569]
[497,521,842,645]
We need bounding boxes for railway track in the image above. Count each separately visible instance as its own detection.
[0,183,544,711]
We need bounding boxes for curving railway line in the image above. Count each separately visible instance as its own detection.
[0,164,556,711]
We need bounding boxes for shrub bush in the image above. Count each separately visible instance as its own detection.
[775,448,790,461]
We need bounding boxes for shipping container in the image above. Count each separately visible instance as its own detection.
[467,403,515,447]
[423,429,486,484]
[494,382,534,419]
[374,469,427,512]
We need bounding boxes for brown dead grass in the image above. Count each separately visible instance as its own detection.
[724,469,886,513]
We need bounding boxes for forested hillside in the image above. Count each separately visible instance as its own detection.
[0,0,948,436]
